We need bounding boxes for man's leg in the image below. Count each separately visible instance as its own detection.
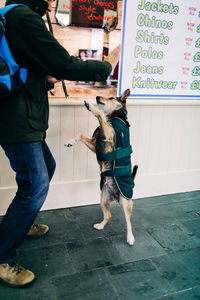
[27,141,56,237]
[41,141,56,181]
[0,141,54,264]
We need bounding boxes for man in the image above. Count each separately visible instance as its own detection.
[0,0,113,287]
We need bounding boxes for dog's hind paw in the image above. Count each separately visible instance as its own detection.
[93,223,104,230]
[127,234,135,246]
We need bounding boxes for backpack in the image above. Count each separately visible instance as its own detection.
[0,4,28,100]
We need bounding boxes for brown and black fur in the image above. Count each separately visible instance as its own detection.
[65,89,137,245]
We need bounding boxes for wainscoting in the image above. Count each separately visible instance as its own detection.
[0,99,200,215]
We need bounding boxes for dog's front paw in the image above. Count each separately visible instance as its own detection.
[127,234,135,246]
[93,223,104,230]
[84,101,98,115]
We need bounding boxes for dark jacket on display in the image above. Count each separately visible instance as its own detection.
[0,0,112,143]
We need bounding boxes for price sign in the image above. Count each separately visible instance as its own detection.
[118,0,200,98]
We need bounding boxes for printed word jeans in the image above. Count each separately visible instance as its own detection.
[0,141,56,263]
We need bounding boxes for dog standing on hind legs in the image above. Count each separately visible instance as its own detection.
[65,88,138,245]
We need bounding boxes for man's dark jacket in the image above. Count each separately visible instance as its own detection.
[0,0,112,143]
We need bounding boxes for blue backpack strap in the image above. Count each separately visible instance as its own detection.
[0,3,28,97]
[0,4,28,19]
[97,145,132,162]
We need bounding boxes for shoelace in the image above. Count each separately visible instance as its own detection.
[9,262,23,274]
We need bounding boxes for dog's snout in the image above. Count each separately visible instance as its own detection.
[96,96,105,105]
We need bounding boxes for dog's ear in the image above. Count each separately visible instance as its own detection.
[121,89,130,103]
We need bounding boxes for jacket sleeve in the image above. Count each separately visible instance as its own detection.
[7,7,112,81]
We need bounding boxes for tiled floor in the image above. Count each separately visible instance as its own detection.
[0,190,200,299]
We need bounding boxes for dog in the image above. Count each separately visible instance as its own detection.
[65,88,138,245]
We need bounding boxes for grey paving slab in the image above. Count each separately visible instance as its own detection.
[179,219,200,238]
[0,285,24,300]
[133,199,200,229]
[35,208,72,224]
[66,237,124,272]
[20,213,84,251]
[71,205,107,240]
[52,269,120,300]
[151,247,200,291]
[71,204,128,241]
[146,223,200,252]
[18,243,76,279]
[134,190,200,207]
[106,259,175,300]
[0,190,199,299]
[0,277,56,300]
[108,228,166,264]
[21,277,57,300]
[156,286,200,300]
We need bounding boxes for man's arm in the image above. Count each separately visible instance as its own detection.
[7,7,112,82]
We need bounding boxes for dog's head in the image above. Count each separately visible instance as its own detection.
[96,89,130,115]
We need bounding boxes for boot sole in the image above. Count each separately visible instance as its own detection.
[0,277,35,288]
[27,229,49,238]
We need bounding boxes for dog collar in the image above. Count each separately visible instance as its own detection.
[107,113,120,118]
[107,114,129,127]
[107,114,127,123]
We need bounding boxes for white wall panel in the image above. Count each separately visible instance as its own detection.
[73,106,89,180]
[1,100,200,215]
[60,105,75,181]
[0,148,15,187]
[87,111,99,179]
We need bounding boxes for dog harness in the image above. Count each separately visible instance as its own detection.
[94,116,135,199]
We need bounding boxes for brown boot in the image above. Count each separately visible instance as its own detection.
[0,262,35,287]
[27,224,49,238]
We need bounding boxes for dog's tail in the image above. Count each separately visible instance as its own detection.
[132,165,138,181]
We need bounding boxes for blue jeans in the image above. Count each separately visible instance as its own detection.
[0,141,56,263]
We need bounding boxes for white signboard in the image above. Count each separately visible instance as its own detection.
[118,0,200,98]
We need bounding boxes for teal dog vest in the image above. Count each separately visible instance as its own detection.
[94,117,134,199]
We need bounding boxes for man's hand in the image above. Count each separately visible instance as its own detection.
[48,76,60,84]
